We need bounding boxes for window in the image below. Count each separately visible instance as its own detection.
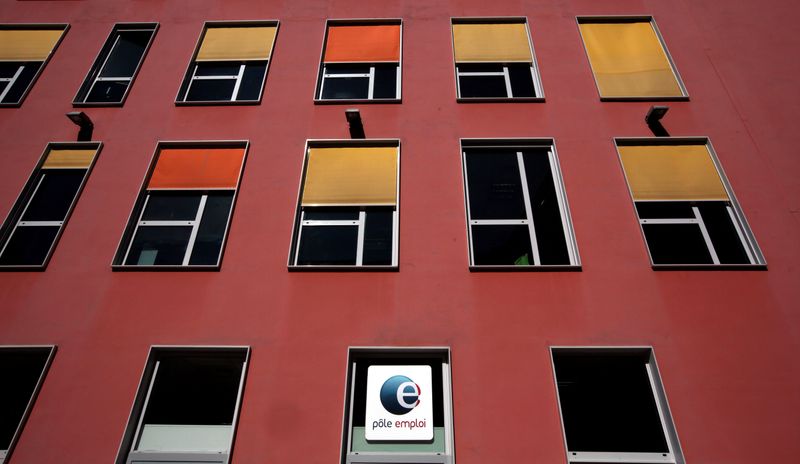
[577,17,687,100]
[451,18,543,100]
[113,142,247,269]
[0,25,68,106]
[0,143,100,268]
[73,23,157,105]
[551,347,684,464]
[342,348,454,464]
[0,346,55,464]
[616,138,765,267]
[116,347,248,464]
[461,139,579,268]
[289,140,399,268]
[315,20,401,101]
[176,22,278,104]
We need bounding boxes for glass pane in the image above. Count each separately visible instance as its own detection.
[296,225,358,265]
[697,202,750,264]
[522,150,570,265]
[185,78,236,101]
[459,74,508,98]
[85,80,129,103]
[0,225,59,266]
[0,62,22,78]
[362,209,393,265]
[471,224,533,265]
[124,226,192,265]
[194,63,241,76]
[0,82,7,95]
[372,64,398,99]
[21,169,84,222]
[189,193,234,265]
[553,351,669,453]
[642,223,713,264]
[508,63,536,97]
[465,150,526,219]
[141,193,201,221]
[99,30,151,78]
[2,63,40,104]
[304,209,359,221]
[0,349,50,449]
[635,201,696,219]
[321,76,369,100]
[236,62,267,101]
[324,64,371,75]
[457,63,504,73]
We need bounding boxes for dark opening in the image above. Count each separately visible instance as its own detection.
[0,348,51,450]
[185,78,236,102]
[458,74,508,98]
[304,209,359,221]
[372,64,398,99]
[237,62,267,101]
[320,64,371,100]
[189,193,234,265]
[471,224,533,265]
[635,202,695,219]
[124,226,192,265]
[642,222,713,265]
[465,150,526,220]
[0,62,40,104]
[522,150,569,264]
[0,226,60,265]
[21,169,85,222]
[97,30,151,79]
[362,208,393,265]
[508,63,536,97]
[697,202,751,264]
[141,193,202,221]
[297,224,358,265]
[85,80,129,103]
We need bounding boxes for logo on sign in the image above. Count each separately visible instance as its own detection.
[379,375,421,415]
[365,365,433,441]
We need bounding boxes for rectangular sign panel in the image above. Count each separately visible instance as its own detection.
[365,365,433,441]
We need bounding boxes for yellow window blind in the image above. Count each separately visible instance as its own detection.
[452,23,532,62]
[301,147,398,206]
[42,148,96,169]
[0,29,65,61]
[196,26,277,61]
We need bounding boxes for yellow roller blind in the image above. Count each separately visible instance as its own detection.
[42,148,96,169]
[301,147,398,206]
[0,29,64,61]
[452,23,532,62]
[618,145,728,201]
[579,21,683,97]
[196,26,277,61]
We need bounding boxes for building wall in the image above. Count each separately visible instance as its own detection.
[1,0,798,463]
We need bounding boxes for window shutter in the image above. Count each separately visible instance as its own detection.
[195,26,277,61]
[452,23,532,63]
[148,147,246,190]
[323,24,401,62]
[0,29,65,61]
[301,147,398,206]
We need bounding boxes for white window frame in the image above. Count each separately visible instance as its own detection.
[181,62,249,103]
[455,63,541,99]
[318,63,401,100]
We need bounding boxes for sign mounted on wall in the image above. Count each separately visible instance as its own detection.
[365,365,433,441]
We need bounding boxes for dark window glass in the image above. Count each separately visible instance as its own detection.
[21,169,84,222]
[471,224,533,265]
[304,209,359,221]
[635,201,695,219]
[0,349,50,450]
[465,150,526,219]
[237,62,267,100]
[457,64,503,73]
[642,223,713,264]
[362,209,393,265]
[98,30,151,78]
[698,202,750,264]
[2,63,40,104]
[372,64,398,99]
[0,81,7,96]
[85,80,129,103]
[194,63,241,77]
[297,225,358,265]
[508,63,536,97]
[0,225,59,265]
[522,151,569,264]
[458,74,508,98]
[189,193,234,265]
[321,76,370,100]
[554,351,669,453]
[141,193,202,221]
[185,78,236,101]
[124,226,192,265]
[0,62,22,78]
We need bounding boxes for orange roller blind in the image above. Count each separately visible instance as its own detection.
[148,147,245,190]
[323,24,401,62]
[618,145,729,201]
[0,29,64,61]
[301,147,398,206]
[196,26,277,61]
[579,21,683,97]
[452,23,532,62]
[43,148,96,169]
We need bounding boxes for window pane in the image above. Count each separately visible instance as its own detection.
[85,80,129,103]
[642,223,713,264]
[98,30,151,78]
[194,63,241,76]
[372,64,397,99]
[0,81,7,96]
[2,63,40,104]
[465,150,526,219]
[21,169,84,222]
[189,193,233,265]
[508,63,536,97]
[635,201,695,219]
[141,193,201,221]
[321,76,369,100]
[236,62,267,100]
[186,79,236,101]
[459,74,508,98]
[304,209,359,221]
[125,226,192,265]
[0,225,59,265]
[471,224,533,265]
[0,62,22,78]
[698,202,750,264]
[362,209,393,265]
[297,225,358,265]
[457,63,504,73]
[522,151,570,264]
[0,349,50,450]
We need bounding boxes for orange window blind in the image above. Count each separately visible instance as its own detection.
[196,26,277,61]
[148,147,246,190]
[42,148,96,169]
[0,29,65,61]
[301,146,398,206]
[452,22,532,63]
[323,24,400,62]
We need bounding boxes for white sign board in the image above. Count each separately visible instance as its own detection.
[365,365,433,441]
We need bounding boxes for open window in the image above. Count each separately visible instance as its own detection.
[461,139,579,268]
[73,23,157,105]
[112,141,247,269]
[451,18,543,101]
[176,21,278,104]
[615,138,765,268]
[342,348,454,464]
[551,347,684,464]
[116,347,248,464]
[0,25,68,106]
[0,346,56,464]
[315,20,401,102]
[289,140,399,269]
[0,143,101,269]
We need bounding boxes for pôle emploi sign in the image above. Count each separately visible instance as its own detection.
[365,365,433,441]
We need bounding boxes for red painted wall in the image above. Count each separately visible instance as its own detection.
[1,1,798,463]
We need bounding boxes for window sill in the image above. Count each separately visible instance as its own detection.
[469,264,581,272]
[174,99,262,107]
[288,265,398,272]
[0,265,47,271]
[457,97,545,103]
[111,264,221,272]
[313,98,401,105]
[650,263,767,270]
[599,95,690,102]
[72,101,125,108]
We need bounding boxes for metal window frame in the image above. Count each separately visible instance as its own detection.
[460,138,581,271]
[174,20,279,106]
[114,346,250,464]
[575,16,689,102]
[0,142,102,271]
[450,17,545,103]
[614,136,766,269]
[288,139,400,271]
[341,347,454,464]
[72,22,159,107]
[549,346,685,464]
[0,23,69,107]
[0,345,56,464]
[314,18,403,104]
[111,140,249,271]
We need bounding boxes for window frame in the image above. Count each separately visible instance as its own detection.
[460,138,580,270]
[114,346,250,464]
[614,137,766,269]
[0,23,69,107]
[0,142,102,271]
[576,16,688,101]
[111,140,248,271]
[288,139,400,271]
[174,20,279,106]
[0,345,56,464]
[314,18,403,104]
[72,22,158,107]
[550,346,685,464]
[450,17,544,102]
[340,347,455,464]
